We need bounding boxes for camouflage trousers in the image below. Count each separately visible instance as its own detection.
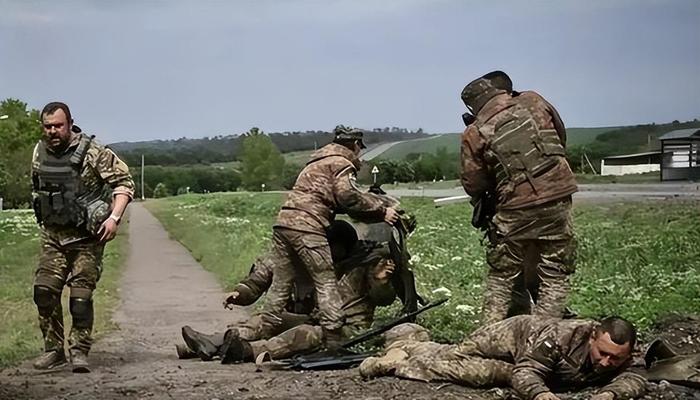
[483,197,576,325]
[360,333,512,386]
[259,228,344,335]
[34,230,104,353]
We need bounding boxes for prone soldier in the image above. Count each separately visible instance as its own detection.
[360,315,647,400]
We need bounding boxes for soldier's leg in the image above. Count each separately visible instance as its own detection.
[395,355,513,387]
[258,230,298,337]
[360,341,457,379]
[235,311,311,341]
[66,240,104,355]
[249,324,323,360]
[482,238,525,325]
[290,232,344,343]
[533,237,576,318]
[33,236,71,354]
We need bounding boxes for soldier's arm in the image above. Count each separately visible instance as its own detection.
[544,99,567,147]
[460,126,491,198]
[597,371,647,399]
[93,146,136,200]
[333,167,387,222]
[512,329,561,400]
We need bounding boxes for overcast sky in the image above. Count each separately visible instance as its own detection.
[1,0,698,143]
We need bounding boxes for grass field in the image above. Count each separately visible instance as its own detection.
[0,211,128,368]
[147,194,700,343]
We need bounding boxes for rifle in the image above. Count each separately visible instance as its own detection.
[470,191,496,231]
[341,297,448,349]
[273,298,448,370]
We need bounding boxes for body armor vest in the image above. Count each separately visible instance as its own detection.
[32,135,106,232]
[481,103,566,193]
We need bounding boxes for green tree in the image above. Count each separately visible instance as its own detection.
[240,127,285,191]
[0,99,43,208]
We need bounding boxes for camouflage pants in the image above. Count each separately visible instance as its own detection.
[259,228,344,335]
[34,231,104,353]
[361,337,512,386]
[483,197,576,325]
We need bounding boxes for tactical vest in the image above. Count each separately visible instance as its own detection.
[481,104,566,194]
[32,135,104,231]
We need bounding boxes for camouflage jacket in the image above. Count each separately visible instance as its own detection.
[275,143,387,235]
[505,316,646,399]
[240,243,396,331]
[460,91,578,210]
[31,133,135,244]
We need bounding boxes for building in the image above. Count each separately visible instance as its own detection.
[659,128,700,181]
[600,151,665,176]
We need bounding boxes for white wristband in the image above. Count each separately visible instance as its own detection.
[109,214,121,223]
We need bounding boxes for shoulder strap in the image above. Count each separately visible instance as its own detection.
[69,134,94,167]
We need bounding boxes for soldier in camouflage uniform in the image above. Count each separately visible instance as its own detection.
[258,125,399,347]
[360,316,647,400]
[460,71,578,325]
[30,102,134,372]
[177,223,398,362]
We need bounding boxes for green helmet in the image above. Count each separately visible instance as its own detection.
[461,76,506,115]
[333,125,366,149]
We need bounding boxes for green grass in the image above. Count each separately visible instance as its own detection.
[0,210,128,367]
[145,193,700,344]
[566,127,619,146]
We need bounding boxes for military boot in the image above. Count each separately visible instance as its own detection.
[70,349,90,373]
[220,329,254,364]
[175,343,199,359]
[181,326,222,361]
[358,347,409,378]
[322,327,344,352]
[32,350,67,370]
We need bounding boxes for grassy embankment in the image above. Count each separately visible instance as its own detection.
[0,211,128,368]
[147,193,700,343]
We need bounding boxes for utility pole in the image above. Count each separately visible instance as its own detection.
[141,154,145,200]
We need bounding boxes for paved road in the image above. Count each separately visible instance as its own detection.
[386,183,700,202]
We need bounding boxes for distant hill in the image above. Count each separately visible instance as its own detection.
[110,128,429,166]
[370,126,619,160]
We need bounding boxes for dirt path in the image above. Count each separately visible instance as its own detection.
[1,204,505,400]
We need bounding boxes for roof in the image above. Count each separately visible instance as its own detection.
[603,151,667,160]
[658,128,700,141]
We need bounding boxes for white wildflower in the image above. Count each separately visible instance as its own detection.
[432,287,452,297]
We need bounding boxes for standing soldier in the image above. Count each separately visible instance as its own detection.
[257,125,399,349]
[30,102,134,372]
[460,71,578,325]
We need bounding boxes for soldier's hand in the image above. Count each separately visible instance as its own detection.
[222,291,241,310]
[589,392,615,400]
[98,218,119,242]
[374,260,396,283]
[534,393,561,400]
[384,207,400,225]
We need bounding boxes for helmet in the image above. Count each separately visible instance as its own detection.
[333,125,366,149]
[461,76,507,114]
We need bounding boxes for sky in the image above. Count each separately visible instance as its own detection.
[1,0,698,143]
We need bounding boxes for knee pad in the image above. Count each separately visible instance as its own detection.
[69,297,94,329]
[33,286,60,315]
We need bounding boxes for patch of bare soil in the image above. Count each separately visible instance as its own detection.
[1,204,698,400]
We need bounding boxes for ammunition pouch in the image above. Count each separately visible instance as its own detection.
[82,197,111,237]
[485,105,565,194]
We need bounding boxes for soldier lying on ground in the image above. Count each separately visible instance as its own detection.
[176,216,418,363]
[360,315,647,400]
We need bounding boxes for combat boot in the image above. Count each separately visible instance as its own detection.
[70,349,90,373]
[220,329,254,364]
[175,343,199,359]
[358,347,409,378]
[181,326,222,361]
[322,327,344,352]
[32,350,67,370]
